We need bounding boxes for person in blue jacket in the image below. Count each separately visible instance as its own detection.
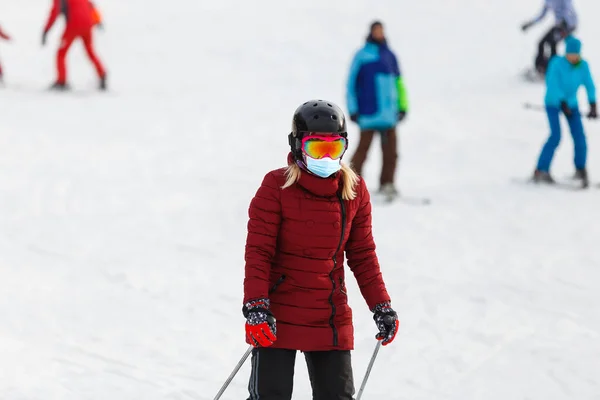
[534,35,597,187]
[346,21,409,199]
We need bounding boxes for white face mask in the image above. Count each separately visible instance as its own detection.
[305,156,342,178]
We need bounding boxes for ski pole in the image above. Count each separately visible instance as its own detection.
[356,340,383,400]
[213,345,254,400]
[524,102,599,120]
[523,102,545,111]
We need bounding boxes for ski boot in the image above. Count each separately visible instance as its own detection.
[573,168,589,188]
[99,74,107,91]
[379,183,399,202]
[532,169,554,184]
[49,81,70,91]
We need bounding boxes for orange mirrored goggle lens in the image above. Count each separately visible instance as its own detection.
[301,135,347,160]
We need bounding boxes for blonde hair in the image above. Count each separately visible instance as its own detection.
[282,163,359,200]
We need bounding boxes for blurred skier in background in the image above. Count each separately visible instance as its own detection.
[533,36,596,188]
[42,0,106,91]
[242,100,399,399]
[346,21,409,202]
[0,24,11,84]
[521,0,578,79]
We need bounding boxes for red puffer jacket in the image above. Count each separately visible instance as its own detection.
[243,154,391,351]
[44,0,96,34]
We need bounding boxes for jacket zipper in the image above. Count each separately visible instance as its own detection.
[329,193,346,347]
[339,277,347,295]
[268,275,286,295]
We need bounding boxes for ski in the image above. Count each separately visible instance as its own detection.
[397,196,432,205]
[553,180,589,190]
[372,192,432,206]
[511,177,588,191]
[1,82,111,96]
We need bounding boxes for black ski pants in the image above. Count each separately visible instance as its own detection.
[535,22,575,74]
[247,347,355,400]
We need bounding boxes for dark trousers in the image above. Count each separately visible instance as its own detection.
[350,128,398,188]
[247,348,355,400]
[535,23,574,74]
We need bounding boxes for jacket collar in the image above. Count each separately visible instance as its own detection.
[366,35,387,47]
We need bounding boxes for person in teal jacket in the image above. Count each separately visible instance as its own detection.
[346,21,409,199]
[534,35,597,187]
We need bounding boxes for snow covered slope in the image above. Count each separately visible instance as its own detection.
[1,0,600,399]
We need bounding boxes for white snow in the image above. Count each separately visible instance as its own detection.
[1,0,600,399]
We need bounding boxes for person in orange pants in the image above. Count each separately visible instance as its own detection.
[0,25,10,83]
[42,0,107,90]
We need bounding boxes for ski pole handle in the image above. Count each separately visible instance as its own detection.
[213,345,254,400]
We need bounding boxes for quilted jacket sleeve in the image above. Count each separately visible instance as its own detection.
[243,172,282,303]
[345,178,391,310]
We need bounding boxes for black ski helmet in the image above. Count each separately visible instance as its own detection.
[288,100,348,160]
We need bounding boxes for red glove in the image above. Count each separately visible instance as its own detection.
[372,302,399,346]
[243,298,277,347]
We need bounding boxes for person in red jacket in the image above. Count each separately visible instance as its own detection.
[243,100,399,399]
[42,0,106,90]
[0,25,10,83]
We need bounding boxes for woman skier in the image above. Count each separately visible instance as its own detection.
[242,100,399,399]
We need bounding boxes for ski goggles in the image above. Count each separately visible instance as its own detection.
[301,134,347,160]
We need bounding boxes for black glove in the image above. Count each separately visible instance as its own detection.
[557,20,569,38]
[350,114,358,123]
[243,298,277,347]
[521,21,533,32]
[41,31,47,46]
[587,102,597,119]
[398,111,407,122]
[372,302,399,346]
[561,101,573,118]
